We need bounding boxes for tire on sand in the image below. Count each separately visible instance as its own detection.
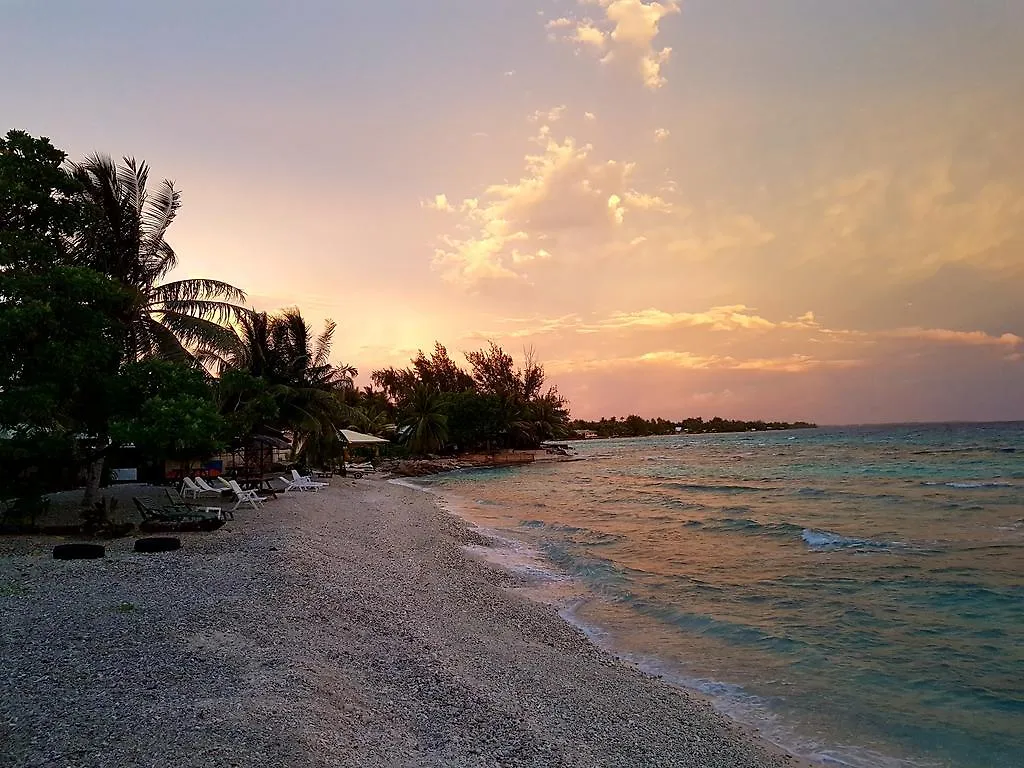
[134,537,182,553]
[53,543,106,560]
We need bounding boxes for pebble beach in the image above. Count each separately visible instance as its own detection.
[0,479,803,768]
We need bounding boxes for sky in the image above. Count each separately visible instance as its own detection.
[2,0,1023,423]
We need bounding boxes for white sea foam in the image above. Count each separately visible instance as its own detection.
[800,529,895,551]
[921,480,1013,488]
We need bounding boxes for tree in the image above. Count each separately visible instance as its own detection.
[443,391,503,451]
[411,343,476,393]
[109,360,225,466]
[226,308,357,465]
[69,154,246,365]
[400,384,448,455]
[0,131,128,510]
[0,130,83,273]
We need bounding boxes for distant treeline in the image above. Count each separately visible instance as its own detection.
[570,415,817,438]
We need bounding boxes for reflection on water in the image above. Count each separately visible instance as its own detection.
[418,424,1024,768]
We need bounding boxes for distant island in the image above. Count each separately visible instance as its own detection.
[569,416,817,439]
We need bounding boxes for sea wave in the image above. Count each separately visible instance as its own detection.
[663,482,773,493]
[801,529,898,551]
[921,481,1014,489]
[694,517,806,538]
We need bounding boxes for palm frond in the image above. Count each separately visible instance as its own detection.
[117,157,149,216]
[140,177,180,275]
[313,320,336,368]
[192,346,233,375]
[159,311,240,354]
[151,278,247,305]
[145,317,193,363]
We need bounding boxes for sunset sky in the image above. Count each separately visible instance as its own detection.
[3,1,1023,423]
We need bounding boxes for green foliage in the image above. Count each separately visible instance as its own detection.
[0,266,127,432]
[216,369,280,442]
[69,153,247,364]
[1,131,134,504]
[442,391,504,451]
[400,383,449,454]
[570,415,818,438]
[109,360,225,462]
[224,308,356,463]
[375,340,570,453]
[0,130,83,273]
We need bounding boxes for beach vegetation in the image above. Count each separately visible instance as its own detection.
[372,341,570,454]
[68,154,247,365]
[570,415,817,438]
[108,360,226,465]
[400,383,449,454]
[224,308,357,466]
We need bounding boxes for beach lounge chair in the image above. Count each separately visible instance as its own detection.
[227,479,265,511]
[164,488,230,520]
[182,477,218,499]
[132,498,226,532]
[194,477,225,496]
[211,476,233,491]
[278,475,308,493]
[289,469,328,491]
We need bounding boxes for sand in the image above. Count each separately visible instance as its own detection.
[0,478,805,767]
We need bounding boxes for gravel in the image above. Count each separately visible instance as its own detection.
[0,480,804,768]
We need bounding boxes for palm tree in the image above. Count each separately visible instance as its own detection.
[69,154,246,365]
[528,393,570,443]
[400,383,448,455]
[227,308,357,465]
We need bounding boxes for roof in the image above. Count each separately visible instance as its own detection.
[339,428,390,445]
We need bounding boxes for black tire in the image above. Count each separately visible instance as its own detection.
[134,537,182,553]
[53,543,105,560]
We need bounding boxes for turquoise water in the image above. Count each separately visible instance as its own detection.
[414,424,1024,768]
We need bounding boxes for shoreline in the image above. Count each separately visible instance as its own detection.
[399,477,828,767]
[1,479,807,767]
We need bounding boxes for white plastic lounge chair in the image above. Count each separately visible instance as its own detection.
[279,475,308,493]
[290,469,328,491]
[181,477,217,499]
[212,477,233,491]
[227,479,265,511]
[194,477,224,495]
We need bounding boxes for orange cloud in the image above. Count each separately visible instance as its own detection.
[548,350,862,375]
[429,126,667,284]
[547,0,681,89]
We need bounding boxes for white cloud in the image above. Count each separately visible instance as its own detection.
[654,127,670,142]
[548,0,682,89]
[584,111,597,121]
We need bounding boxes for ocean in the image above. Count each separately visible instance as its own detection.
[404,423,1024,768]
